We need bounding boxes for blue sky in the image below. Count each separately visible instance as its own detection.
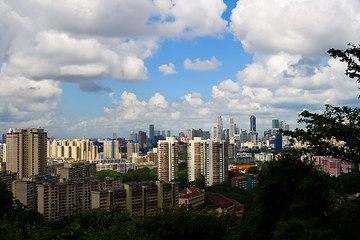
[1,0,360,139]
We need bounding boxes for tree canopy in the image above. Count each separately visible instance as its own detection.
[284,105,360,164]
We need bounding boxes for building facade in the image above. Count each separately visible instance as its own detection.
[157,137,179,181]
[6,128,47,179]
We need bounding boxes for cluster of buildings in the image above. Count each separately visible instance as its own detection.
[0,128,179,221]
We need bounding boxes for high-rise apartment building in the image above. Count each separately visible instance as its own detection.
[188,138,228,186]
[157,137,178,181]
[250,115,256,132]
[47,138,98,161]
[100,139,119,159]
[6,128,47,179]
[187,138,206,182]
[205,140,228,186]
[127,142,139,161]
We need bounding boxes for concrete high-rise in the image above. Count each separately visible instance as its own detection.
[272,119,279,129]
[230,117,235,139]
[47,138,98,161]
[188,138,228,186]
[205,140,228,186]
[250,115,256,132]
[157,137,178,181]
[149,124,155,145]
[217,116,223,140]
[6,128,47,179]
[187,137,206,182]
[100,139,119,159]
[138,131,147,148]
[127,142,139,161]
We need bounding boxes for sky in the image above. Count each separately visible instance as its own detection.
[1,0,360,139]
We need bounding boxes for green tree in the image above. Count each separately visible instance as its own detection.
[178,151,187,161]
[284,105,360,164]
[328,44,360,88]
[239,150,332,240]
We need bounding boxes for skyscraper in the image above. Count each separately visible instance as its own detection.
[272,119,279,129]
[149,124,155,145]
[230,117,235,139]
[138,131,147,148]
[216,116,223,140]
[6,128,47,179]
[127,142,139,161]
[157,137,179,181]
[250,115,256,132]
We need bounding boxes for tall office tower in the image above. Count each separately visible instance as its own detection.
[205,140,228,186]
[230,117,235,139]
[279,121,284,130]
[211,126,217,139]
[248,131,259,144]
[284,123,290,131]
[275,132,283,151]
[187,137,206,182]
[129,131,137,142]
[192,129,203,138]
[217,116,223,140]
[272,119,279,129]
[186,127,192,139]
[167,130,171,137]
[157,137,179,181]
[127,142,139,161]
[223,128,229,142]
[250,115,256,132]
[179,132,185,138]
[138,131,147,148]
[202,131,210,140]
[240,130,248,143]
[149,124,155,145]
[6,128,47,179]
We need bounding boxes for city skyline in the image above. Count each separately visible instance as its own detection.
[1,0,360,139]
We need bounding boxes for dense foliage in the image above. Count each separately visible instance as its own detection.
[284,105,360,164]
[96,167,158,182]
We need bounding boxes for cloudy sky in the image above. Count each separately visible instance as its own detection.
[1,0,360,139]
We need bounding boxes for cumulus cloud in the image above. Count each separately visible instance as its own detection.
[0,0,228,131]
[0,72,62,126]
[184,56,221,71]
[158,62,178,75]
[230,0,360,55]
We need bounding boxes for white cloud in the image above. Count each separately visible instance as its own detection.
[184,56,221,71]
[158,62,178,75]
[230,0,360,55]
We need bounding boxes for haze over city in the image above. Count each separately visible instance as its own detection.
[1,0,360,138]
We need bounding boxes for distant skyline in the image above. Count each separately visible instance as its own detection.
[1,0,360,139]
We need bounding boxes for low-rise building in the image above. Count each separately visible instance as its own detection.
[231,174,258,190]
[179,187,205,207]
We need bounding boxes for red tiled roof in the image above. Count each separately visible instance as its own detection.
[179,187,204,199]
[205,192,233,209]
